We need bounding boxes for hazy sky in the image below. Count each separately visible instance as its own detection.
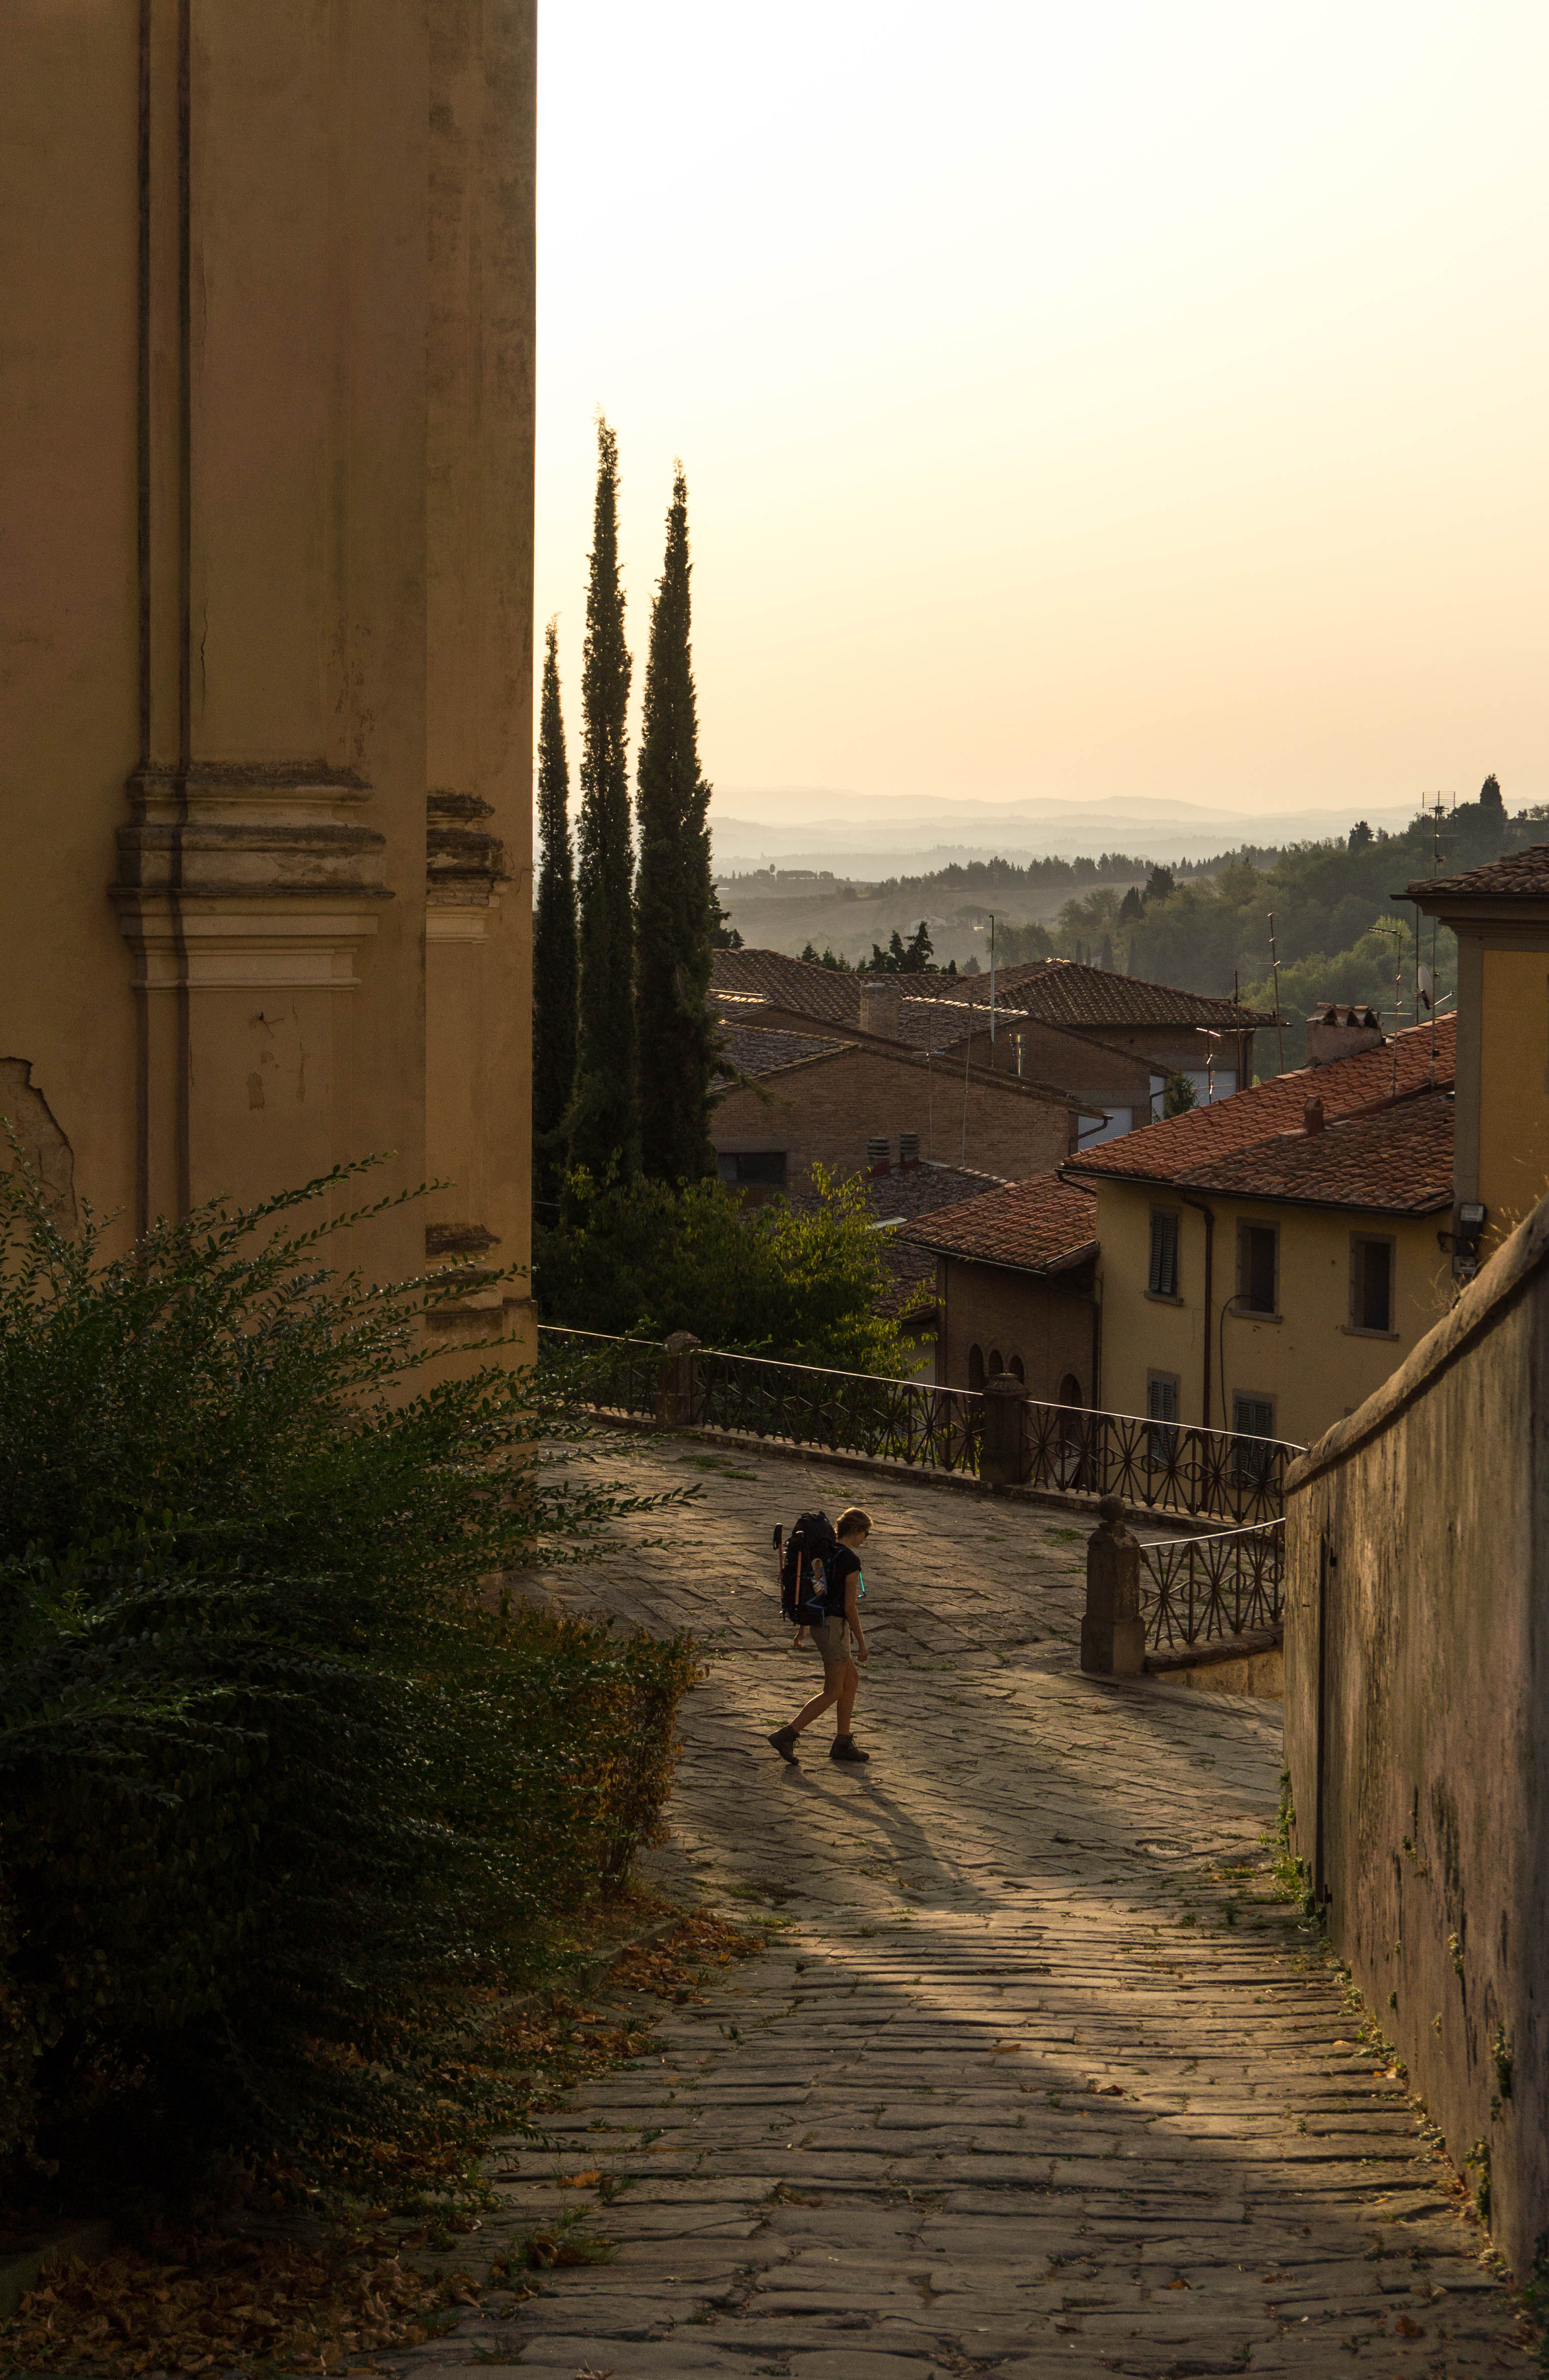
[535,2,1549,821]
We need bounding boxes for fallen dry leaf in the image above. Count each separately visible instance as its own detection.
[0,2234,476,2377]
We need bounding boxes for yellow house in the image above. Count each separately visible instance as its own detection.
[1406,844,1549,1273]
[1063,1015,1457,1451]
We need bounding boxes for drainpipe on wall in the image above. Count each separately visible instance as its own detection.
[1178,1190,1215,1429]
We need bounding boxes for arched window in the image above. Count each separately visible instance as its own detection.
[1008,1354,1025,1384]
[968,1343,985,1391]
[1058,1372,1083,1408]
[988,1348,1004,1378]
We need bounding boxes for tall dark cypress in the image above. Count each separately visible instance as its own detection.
[570,416,637,1179]
[531,619,578,1206]
[634,465,718,1184]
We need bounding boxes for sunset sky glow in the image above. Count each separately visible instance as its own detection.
[535,2,1549,823]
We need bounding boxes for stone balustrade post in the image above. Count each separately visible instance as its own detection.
[980,1375,1030,1488]
[656,1331,702,1428]
[1080,1496,1146,1675]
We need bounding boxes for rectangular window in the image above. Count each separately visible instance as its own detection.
[1232,1392,1277,1488]
[717,1150,787,1186]
[1147,1371,1180,1465]
[1238,1222,1278,1315]
[1350,1234,1394,1333]
[1148,1207,1180,1297]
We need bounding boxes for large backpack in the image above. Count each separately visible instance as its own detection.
[774,1511,839,1627]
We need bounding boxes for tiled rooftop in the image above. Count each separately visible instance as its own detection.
[1173,1086,1453,1214]
[1401,842,1549,904]
[710,948,859,1022]
[1064,1012,1455,1185]
[714,1021,850,1080]
[712,948,1266,1043]
[993,958,1273,1034]
[901,1171,1099,1274]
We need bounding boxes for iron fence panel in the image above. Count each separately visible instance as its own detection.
[1022,1398,1292,1523]
[1139,1519,1285,1648]
[535,1328,1297,1522]
[536,1325,665,1418]
[692,1348,984,1475]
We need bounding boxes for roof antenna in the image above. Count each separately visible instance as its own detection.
[989,912,996,1053]
[1266,913,1286,1076]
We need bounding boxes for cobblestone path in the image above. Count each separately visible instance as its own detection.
[409,1437,1522,2378]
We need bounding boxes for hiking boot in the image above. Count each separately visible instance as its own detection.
[830,1734,870,1763]
[767,1725,801,1764]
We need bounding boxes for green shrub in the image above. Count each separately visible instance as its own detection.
[0,1159,693,2189]
[534,1161,905,1373]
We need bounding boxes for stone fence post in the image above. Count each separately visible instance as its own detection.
[1079,1495,1146,1676]
[656,1331,701,1427]
[980,1375,1030,1488]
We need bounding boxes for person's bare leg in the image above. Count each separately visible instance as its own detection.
[835,1660,859,1737]
[792,1664,845,1733]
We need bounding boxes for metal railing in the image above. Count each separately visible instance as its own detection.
[534,1326,1299,1523]
[1020,1402,1295,1527]
[1139,1518,1285,1649]
[536,1325,666,1418]
[693,1347,984,1475]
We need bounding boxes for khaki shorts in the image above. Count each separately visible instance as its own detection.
[809,1614,853,1666]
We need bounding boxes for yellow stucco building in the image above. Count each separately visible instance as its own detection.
[1065,1016,1457,1451]
[2,5,536,1349]
[1406,846,1549,1274]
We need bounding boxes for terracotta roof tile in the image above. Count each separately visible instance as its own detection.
[1064,1013,1453,1180]
[710,947,858,1021]
[1176,1087,1453,1214]
[713,1023,850,1079]
[901,1171,1098,1274]
[1002,958,1272,1032]
[932,957,1269,1031]
[1401,842,1549,903]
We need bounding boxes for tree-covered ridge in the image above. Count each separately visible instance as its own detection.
[988,785,1530,1069]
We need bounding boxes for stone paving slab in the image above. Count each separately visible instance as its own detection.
[387,1435,1523,2377]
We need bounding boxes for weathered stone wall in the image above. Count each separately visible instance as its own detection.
[1284,1190,1549,2276]
[1,4,535,1343]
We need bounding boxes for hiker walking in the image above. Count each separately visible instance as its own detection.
[768,1506,873,1766]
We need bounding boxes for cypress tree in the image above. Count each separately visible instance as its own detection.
[570,416,637,1179]
[531,619,578,1207]
[634,465,719,1184]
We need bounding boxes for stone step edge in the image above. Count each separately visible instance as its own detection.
[1145,1626,1284,1675]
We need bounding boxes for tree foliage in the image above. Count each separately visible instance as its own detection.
[634,469,718,1185]
[571,416,637,1179]
[532,619,579,1207]
[534,1164,904,1373]
[0,1161,692,2191]
[859,921,935,973]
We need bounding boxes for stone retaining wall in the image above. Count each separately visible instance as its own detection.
[1284,1189,1549,2276]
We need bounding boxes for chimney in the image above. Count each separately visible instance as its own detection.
[858,978,901,1039]
[1303,1096,1325,1135]
[865,1136,891,1176]
[899,1131,921,1168]
[1305,1001,1384,1069]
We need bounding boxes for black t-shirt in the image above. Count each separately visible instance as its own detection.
[824,1545,861,1616]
